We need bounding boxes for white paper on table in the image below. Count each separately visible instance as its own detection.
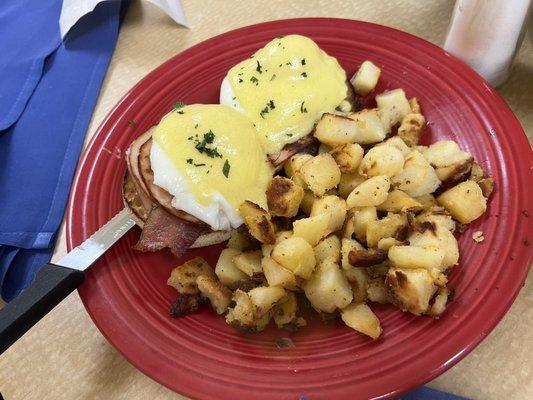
[59,0,188,39]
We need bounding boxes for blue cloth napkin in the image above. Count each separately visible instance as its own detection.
[402,386,470,399]
[0,0,126,301]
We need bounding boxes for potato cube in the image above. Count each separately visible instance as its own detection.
[416,208,456,232]
[366,213,408,247]
[300,153,341,196]
[272,236,316,279]
[437,180,487,224]
[392,151,440,197]
[341,302,382,339]
[266,176,304,217]
[435,159,474,183]
[414,194,437,210]
[388,245,445,270]
[377,189,423,213]
[232,250,263,278]
[346,175,391,208]
[358,145,405,177]
[352,206,378,242]
[421,140,471,168]
[375,88,412,129]
[426,287,450,317]
[409,227,459,270]
[215,248,248,289]
[350,60,381,96]
[375,136,411,156]
[341,238,364,270]
[330,143,364,173]
[225,290,254,327]
[284,153,313,177]
[239,201,276,244]
[196,275,232,314]
[409,97,421,114]
[348,109,387,144]
[397,113,426,146]
[314,113,359,146]
[262,256,297,288]
[377,237,404,251]
[302,259,353,313]
[338,172,366,199]
[311,195,347,232]
[366,277,391,304]
[167,257,216,295]
[314,234,341,264]
[248,286,286,317]
[386,268,437,315]
[293,213,331,246]
[227,229,258,251]
[300,190,316,215]
[273,292,298,328]
[343,267,368,302]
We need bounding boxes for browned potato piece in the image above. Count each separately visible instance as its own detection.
[409,97,421,114]
[414,194,437,211]
[239,200,276,244]
[346,176,391,208]
[314,235,342,264]
[366,213,408,247]
[366,276,391,304]
[375,136,411,157]
[437,180,487,224]
[311,195,347,232]
[341,238,364,270]
[397,113,426,146]
[377,189,423,213]
[358,145,405,178]
[215,248,248,289]
[338,172,366,199]
[168,257,216,295]
[352,206,378,243]
[314,113,359,146]
[409,227,459,270]
[341,302,382,339]
[350,60,381,96]
[272,236,316,279]
[375,89,412,129]
[388,245,445,270]
[233,250,263,278]
[248,286,286,318]
[330,143,364,173]
[300,153,341,196]
[426,287,450,317]
[435,158,474,183]
[386,268,437,315]
[284,154,313,177]
[392,151,441,197]
[227,229,258,251]
[225,290,254,327]
[348,109,387,144]
[348,248,388,268]
[343,266,368,302]
[196,275,232,314]
[262,256,297,288]
[266,176,304,217]
[299,190,316,215]
[293,213,331,247]
[273,292,301,328]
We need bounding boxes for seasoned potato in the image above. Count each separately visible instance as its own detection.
[338,172,366,199]
[352,206,378,242]
[314,234,342,264]
[409,227,459,270]
[426,287,450,317]
[375,136,411,156]
[437,180,487,224]
[196,275,232,314]
[302,258,353,313]
[318,143,333,154]
[311,195,347,232]
[341,302,382,339]
[262,256,297,288]
[266,176,304,217]
[273,292,300,328]
[366,276,391,304]
[284,153,313,177]
[239,201,276,244]
[375,88,411,129]
[314,113,359,146]
[392,151,441,197]
[348,109,387,144]
[377,237,404,251]
[350,60,381,96]
[435,158,474,183]
[397,113,426,146]
[300,190,316,215]
[388,245,445,270]
[225,289,254,327]
[346,175,391,208]
[271,236,316,279]
[341,238,365,270]
[414,194,437,210]
[293,213,331,246]
[330,143,364,173]
[359,145,405,177]
[227,229,258,251]
[421,140,471,168]
[416,208,456,232]
[168,257,216,295]
[233,250,263,278]
[386,268,437,315]
[299,153,341,196]
[343,267,368,302]
[366,213,408,247]
[248,286,286,317]
[377,189,423,213]
[409,97,421,114]
[215,248,249,289]
[348,248,388,268]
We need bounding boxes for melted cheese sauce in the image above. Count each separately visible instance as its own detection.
[151,104,272,230]
[223,35,348,153]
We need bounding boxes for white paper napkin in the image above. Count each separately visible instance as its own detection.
[59,0,188,39]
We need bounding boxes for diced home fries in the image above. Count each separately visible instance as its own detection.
[166,60,494,340]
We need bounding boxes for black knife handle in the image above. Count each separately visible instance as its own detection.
[0,263,85,354]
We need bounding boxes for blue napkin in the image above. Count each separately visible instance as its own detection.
[0,0,126,301]
[402,386,470,399]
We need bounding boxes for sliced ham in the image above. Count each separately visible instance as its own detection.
[134,207,208,258]
[126,128,154,212]
[267,134,319,170]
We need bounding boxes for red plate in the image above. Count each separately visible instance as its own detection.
[67,19,532,399]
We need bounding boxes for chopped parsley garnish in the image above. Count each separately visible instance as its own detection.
[268,100,275,109]
[286,133,293,137]
[278,63,283,67]
[301,58,306,65]
[256,61,263,74]
[270,74,276,81]
[195,163,206,167]
[260,100,276,118]
[238,78,243,83]
[285,61,292,66]
[222,160,231,178]
[300,101,308,113]
[250,76,259,85]
[232,96,236,100]
[301,72,307,78]
[173,101,185,113]
[186,158,193,164]
[260,106,270,119]
[186,158,206,167]
[194,130,222,158]
[194,123,199,129]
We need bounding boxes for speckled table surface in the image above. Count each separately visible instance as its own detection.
[1,1,531,399]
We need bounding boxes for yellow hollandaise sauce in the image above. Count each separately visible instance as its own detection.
[152,104,272,210]
[227,35,348,154]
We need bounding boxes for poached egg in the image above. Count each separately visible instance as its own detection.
[150,104,272,231]
[220,34,348,154]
